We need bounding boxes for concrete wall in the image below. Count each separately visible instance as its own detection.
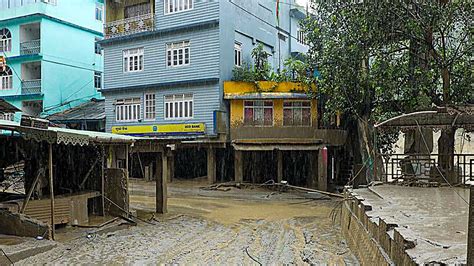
[0,210,50,239]
[341,196,418,265]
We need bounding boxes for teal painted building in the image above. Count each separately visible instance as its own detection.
[0,0,104,121]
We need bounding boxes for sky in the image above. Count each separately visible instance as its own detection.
[295,0,309,7]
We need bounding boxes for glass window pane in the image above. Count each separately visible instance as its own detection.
[244,108,253,125]
[264,108,273,126]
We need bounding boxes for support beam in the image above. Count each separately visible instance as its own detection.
[318,148,328,192]
[234,150,243,183]
[125,145,130,213]
[48,143,55,240]
[468,185,473,265]
[277,150,283,183]
[21,168,44,214]
[156,153,167,214]
[101,146,105,217]
[207,147,216,184]
[309,151,318,189]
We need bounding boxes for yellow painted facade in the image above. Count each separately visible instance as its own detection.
[224,81,318,129]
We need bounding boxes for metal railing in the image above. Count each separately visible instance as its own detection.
[21,79,41,94]
[105,14,155,39]
[381,153,474,184]
[20,39,41,55]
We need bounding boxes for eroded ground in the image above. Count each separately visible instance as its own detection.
[15,179,358,265]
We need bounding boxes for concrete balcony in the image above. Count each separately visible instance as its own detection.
[105,14,154,39]
[21,79,41,95]
[20,39,41,55]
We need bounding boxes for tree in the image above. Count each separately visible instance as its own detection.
[301,0,473,181]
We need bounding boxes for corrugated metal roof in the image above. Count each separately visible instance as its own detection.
[47,99,105,122]
[0,99,21,113]
[0,120,138,145]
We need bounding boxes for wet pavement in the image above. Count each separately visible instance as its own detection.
[351,185,470,264]
[16,179,359,265]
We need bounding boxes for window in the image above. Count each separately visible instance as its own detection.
[244,101,273,126]
[164,0,193,14]
[283,101,311,126]
[95,4,103,21]
[234,42,242,67]
[123,48,144,73]
[144,93,156,120]
[94,72,102,90]
[0,112,14,121]
[116,98,141,122]
[0,65,13,90]
[166,41,190,67]
[164,94,193,120]
[0,28,11,52]
[297,29,307,45]
[95,38,102,55]
[125,3,151,18]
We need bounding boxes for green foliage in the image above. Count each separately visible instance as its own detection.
[231,44,312,84]
[300,0,473,154]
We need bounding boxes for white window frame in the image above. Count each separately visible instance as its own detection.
[164,0,194,15]
[166,41,190,67]
[234,42,242,67]
[123,48,144,73]
[297,28,307,45]
[95,4,104,21]
[0,66,13,90]
[164,93,193,120]
[244,100,274,127]
[144,93,156,121]
[283,100,312,126]
[0,28,12,53]
[0,112,14,121]
[94,71,102,90]
[115,98,141,122]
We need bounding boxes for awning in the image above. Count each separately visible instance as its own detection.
[375,106,474,131]
[224,92,308,100]
[47,99,105,122]
[0,120,138,146]
[232,138,323,151]
[0,99,20,113]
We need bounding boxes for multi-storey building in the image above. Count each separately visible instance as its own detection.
[0,0,104,121]
[101,0,349,189]
[101,0,308,138]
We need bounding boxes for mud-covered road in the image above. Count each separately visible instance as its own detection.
[18,179,358,265]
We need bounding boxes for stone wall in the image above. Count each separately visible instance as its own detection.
[341,196,418,265]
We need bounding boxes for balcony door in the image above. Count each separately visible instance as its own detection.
[125,3,151,18]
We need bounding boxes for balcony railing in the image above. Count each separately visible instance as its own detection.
[105,14,155,39]
[21,79,41,94]
[20,40,41,55]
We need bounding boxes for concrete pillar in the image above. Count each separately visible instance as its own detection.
[277,150,283,183]
[318,148,328,191]
[468,185,473,265]
[156,153,167,214]
[234,150,243,183]
[207,147,216,184]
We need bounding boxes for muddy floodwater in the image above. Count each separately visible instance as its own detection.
[17,179,358,265]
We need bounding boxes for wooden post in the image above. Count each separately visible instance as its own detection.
[48,143,55,240]
[125,145,129,212]
[156,153,168,214]
[318,148,328,191]
[234,150,243,183]
[277,150,283,183]
[101,146,105,217]
[207,147,216,184]
[468,185,473,265]
[308,150,318,189]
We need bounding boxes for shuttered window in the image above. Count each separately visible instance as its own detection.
[116,98,141,122]
[166,41,190,67]
[164,0,193,14]
[164,94,193,120]
[144,93,156,120]
[244,101,273,126]
[123,48,144,73]
[283,101,311,126]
